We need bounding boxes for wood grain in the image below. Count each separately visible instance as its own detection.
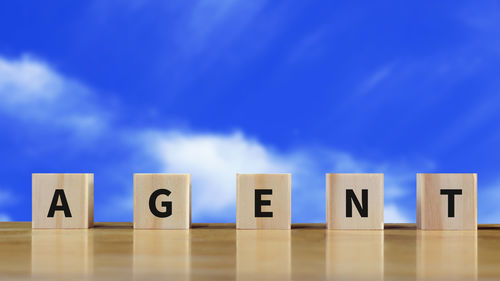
[133,173,191,229]
[417,173,477,230]
[32,173,93,229]
[236,174,291,230]
[326,173,384,229]
[133,230,190,279]
[32,228,93,276]
[0,222,499,280]
[417,231,477,280]
[237,231,291,280]
[326,230,384,279]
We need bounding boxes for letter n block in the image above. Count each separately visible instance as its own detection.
[417,173,477,230]
[32,173,94,229]
[134,174,191,229]
[236,174,291,229]
[326,173,384,230]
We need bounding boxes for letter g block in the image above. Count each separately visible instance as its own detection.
[133,174,191,229]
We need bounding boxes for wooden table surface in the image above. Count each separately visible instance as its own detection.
[0,222,499,280]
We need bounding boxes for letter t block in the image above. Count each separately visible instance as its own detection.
[134,174,191,229]
[326,173,384,230]
[417,173,477,230]
[32,173,94,229]
[237,174,291,229]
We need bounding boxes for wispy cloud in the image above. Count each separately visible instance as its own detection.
[357,64,395,95]
[384,204,410,223]
[287,28,328,64]
[138,130,301,221]
[0,55,110,137]
[182,0,267,56]
[129,129,417,222]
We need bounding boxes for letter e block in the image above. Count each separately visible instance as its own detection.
[417,173,477,230]
[326,173,384,230]
[237,174,291,229]
[134,174,191,229]
[32,173,94,229]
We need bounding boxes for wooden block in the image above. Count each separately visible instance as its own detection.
[417,173,477,230]
[236,174,291,230]
[134,174,191,229]
[326,173,384,230]
[32,173,93,229]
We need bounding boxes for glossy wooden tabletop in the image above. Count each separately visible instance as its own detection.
[0,222,498,280]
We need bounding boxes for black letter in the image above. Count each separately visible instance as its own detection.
[346,189,368,217]
[255,189,273,217]
[149,189,172,218]
[47,189,72,217]
[440,189,462,217]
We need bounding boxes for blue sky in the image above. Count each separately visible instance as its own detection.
[0,1,499,223]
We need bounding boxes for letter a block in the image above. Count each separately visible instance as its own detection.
[32,173,94,229]
[134,174,191,229]
[326,173,384,230]
[417,173,477,230]
[236,174,291,229]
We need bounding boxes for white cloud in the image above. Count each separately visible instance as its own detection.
[0,214,10,222]
[0,55,109,135]
[141,130,303,219]
[131,129,419,222]
[0,56,62,102]
[384,204,410,223]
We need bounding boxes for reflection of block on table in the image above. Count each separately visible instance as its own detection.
[32,174,93,229]
[326,173,384,230]
[236,174,291,230]
[134,174,191,229]
[237,231,291,280]
[133,230,190,279]
[326,230,384,280]
[417,231,477,280]
[31,229,93,276]
[190,226,236,280]
[417,173,477,230]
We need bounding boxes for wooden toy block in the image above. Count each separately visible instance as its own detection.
[32,173,93,229]
[417,173,477,230]
[236,174,291,230]
[134,174,191,229]
[326,173,384,230]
